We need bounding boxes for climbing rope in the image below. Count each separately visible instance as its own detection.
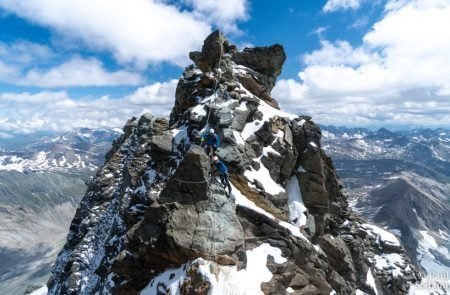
[204,49,223,126]
[170,174,212,184]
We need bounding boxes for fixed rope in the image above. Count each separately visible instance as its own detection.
[170,174,212,184]
[205,49,223,125]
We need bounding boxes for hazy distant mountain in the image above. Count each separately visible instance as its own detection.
[0,128,121,173]
[321,125,450,293]
[0,128,119,294]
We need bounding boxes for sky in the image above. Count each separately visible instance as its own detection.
[0,0,449,137]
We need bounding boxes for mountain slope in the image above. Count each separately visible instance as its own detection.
[47,31,419,295]
[321,126,450,293]
[0,129,119,295]
[0,128,120,173]
[0,172,86,294]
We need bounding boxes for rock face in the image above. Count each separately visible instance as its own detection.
[47,31,419,295]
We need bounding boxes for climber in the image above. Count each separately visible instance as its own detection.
[212,156,232,196]
[203,128,220,157]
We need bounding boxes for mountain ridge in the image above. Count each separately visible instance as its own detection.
[45,31,419,295]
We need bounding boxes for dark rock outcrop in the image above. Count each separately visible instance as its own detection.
[47,31,419,295]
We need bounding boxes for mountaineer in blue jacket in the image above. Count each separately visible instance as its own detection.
[203,128,220,157]
[212,156,231,196]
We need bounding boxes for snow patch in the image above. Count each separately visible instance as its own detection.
[373,253,406,277]
[141,243,287,295]
[366,269,378,294]
[231,184,308,241]
[286,175,307,227]
[420,231,438,249]
[244,161,285,195]
[28,286,48,295]
[233,131,245,146]
[362,224,400,248]
[172,126,189,146]
[297,165,306,173]
[261,145,281,157]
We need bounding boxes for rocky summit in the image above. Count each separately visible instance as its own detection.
[46,31,420,295]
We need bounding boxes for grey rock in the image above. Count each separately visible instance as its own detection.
[306,214,316,236]
[284,124,293,146]
[230,109,249,131]
[250,159,261,170]
[160,145,211,203]
[237,73,280,109]
[261,152,283,183]
[317,234,356,282]
[149,133,173,160]
[255,121,275,145]
[216,145,246,172]
[280,147,297,182]
[233,44,286,92]
[215,106,233,127]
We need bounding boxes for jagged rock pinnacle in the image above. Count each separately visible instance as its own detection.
[170,30,285,125]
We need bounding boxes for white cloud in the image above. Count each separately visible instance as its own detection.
[0,0,248,67]
[0,61,19,80]
[125,80,178,105]
[303,40,380,67]
[184,0,248,33]
[0,80,178,134]
[0,91,70,103]
[0,131,13,139]
[0,41,144,87]
[18,57,144,87]
[323,0,363,12]
[273,0,450,128]
[0,41,54,66]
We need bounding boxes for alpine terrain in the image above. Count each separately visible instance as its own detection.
[321,126,450,293]
[41,32,421,295]
[0,128,119,294]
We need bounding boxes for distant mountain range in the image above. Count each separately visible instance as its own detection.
[0,128,119,294]
[0,128,121,173]
[1,125,449,294]
[320,125,450,293]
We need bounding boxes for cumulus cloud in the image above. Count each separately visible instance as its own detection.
[125,80,178,105]
[18,57,144,87]
[0,41,54,66]
[323,0,363,12]
[0,0,247,67]
[0,80,178,134]
[184,0,248,33]
[0,41,144,87]
[0,61,18,80]
[273,0,450,128]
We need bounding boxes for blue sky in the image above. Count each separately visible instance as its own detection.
[0,0,449,136]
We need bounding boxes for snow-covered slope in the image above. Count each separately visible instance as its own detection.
[322,126,450,294]
[0,128,120,173]
[321,126,450,167]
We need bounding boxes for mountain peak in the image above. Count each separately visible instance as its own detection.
[170,31,286,126]
[46,33,419,295]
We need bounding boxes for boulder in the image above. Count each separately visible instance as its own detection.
[230,109,249,131]
[189,30,229,73]
[317,234,356,282]
[233,44,286,91]
[215,106,233,127]
[149,133,173,160]
[160,146,211,203]
[255,121,275,145]
[238,74,280,109]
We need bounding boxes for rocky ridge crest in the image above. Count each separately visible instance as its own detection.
[47,31,420,295]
